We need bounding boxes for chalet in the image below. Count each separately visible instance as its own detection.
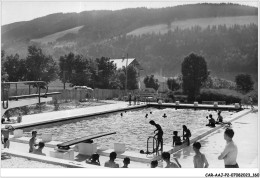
[110,58,143,89]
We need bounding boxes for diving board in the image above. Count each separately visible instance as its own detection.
[57,132,116,150]
[8,92,61,101]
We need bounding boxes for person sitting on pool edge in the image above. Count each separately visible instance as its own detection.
[104,152,119,168]
[86,153,100,166]
[206,114,216,127]
[150,160,158,168]
[149,120,164,153]
[161,152,181,168]
[121,157,130,168]
[216,111,223,124]
[172,131,182,146]
[182,125,191,146]
[216,111,232,127]
[32,142,46,156]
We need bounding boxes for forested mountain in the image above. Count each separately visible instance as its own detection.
[1,3,258,79]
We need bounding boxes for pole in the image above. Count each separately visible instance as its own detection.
[125,53,128,94]
[63,70,66,90]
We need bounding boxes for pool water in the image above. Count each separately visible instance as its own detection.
[23,108,232,151]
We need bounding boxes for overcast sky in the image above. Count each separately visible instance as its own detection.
[1,0,258,25]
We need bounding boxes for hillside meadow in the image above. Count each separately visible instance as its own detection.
[127,15,257,36]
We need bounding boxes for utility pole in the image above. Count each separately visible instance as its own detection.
[63,70,66,90]
[125,53,128,94]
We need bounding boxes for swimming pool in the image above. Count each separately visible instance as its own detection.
[23,108,231,151]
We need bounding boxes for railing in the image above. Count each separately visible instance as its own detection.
[1,81,60,110]
[146,136,158,155]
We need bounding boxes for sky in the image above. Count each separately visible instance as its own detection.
[1,0,259,25]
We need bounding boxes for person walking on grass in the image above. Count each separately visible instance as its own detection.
[218,128,239,168]
[193,142,209,168]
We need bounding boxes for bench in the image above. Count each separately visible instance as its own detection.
[8,92,61,101]
[202,101,226,105]
[57,132,116,150]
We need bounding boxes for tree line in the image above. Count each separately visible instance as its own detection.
[1,46,139,90]
[83,23,257,77]
[144,53,254,101]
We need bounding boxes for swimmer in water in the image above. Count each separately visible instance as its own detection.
[145,114,148,118]
[162,113,167,118]
[120,113,123,117]
[150,111,152,114]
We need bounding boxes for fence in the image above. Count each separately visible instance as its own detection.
[5,88,127,102]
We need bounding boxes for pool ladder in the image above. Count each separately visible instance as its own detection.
[146,136,159,155]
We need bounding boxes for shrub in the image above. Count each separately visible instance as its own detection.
[197,89,242,104]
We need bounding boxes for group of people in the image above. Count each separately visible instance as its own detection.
[150,127,238,168]
[28,130,46,156]
[128,93,140,106]
[206,111,231,128]
[149,115,238,168]
[86,152,130,168]
[149,120,192,153]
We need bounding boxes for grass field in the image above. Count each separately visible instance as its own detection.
[127,15,257,36]
[30,25,83,44]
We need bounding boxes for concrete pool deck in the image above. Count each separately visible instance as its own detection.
[2,101,241,130]
[172,110,258,168]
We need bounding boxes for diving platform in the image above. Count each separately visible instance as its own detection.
[57,132,116,150]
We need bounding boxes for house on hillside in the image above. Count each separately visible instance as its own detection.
[110,58,143,89]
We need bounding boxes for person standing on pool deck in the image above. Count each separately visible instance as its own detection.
[128,93,132,106]
[249,96,254,110]
[182,125,191,146]
[29,131,38,153]
[218,128,239,168]
[149,120,163,153]
[1,125,15,149]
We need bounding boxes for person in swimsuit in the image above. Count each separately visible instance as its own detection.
[86,153,100,166]
[1,125,15,149]
[121,157,130,168]
[149,120,164,153]
[193,142,209,168]
[150,160,158,168]
[104,152,119,168]
[172,131,182,146]
[182,125,191,146]
[161,152,181,168]
[32,142,46,156]
[218,128,239,168]
[29,131,38,153]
